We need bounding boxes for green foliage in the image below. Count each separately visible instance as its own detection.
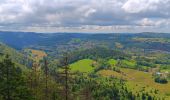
[67,47,130,64]
[108,59,117,67]
[95,59,111,72]
[0,55,33,100]
[0,43,33,69]
[154,77,168,84]
[1,32,170,99]
[73,74,157,100]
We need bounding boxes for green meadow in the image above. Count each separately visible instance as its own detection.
[71,59,170,99]
[70,59,94,72]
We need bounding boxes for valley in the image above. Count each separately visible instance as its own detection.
[0,0,170,99]
[0,31,170,100]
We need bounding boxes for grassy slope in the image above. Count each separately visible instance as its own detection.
[70,59,94,72]
[122,68,170,93]
[63,58,170,98]
[108,59,117,66]
[98,68,170,99]
[108,59,136,68]
[122,60,136,68]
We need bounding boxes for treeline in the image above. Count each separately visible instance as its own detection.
[59,47,130,65]
[155,77,168,84]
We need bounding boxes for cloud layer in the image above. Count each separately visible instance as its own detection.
[0,0,169,33]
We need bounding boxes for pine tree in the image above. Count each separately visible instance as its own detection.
[0,55,33,100]
[44,57,49,100]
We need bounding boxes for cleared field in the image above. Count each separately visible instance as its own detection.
[24,49,47,61]
[98,70,122,78]
[30,49,47,60]
[98,68,170,99]
[108,59,117,66]
[69,59,170,98]
[121,68,170,94]
[70,59,94,72]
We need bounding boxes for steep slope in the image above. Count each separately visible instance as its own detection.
[0,42,33,70]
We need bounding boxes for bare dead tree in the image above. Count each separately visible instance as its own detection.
[56,53,93,100]
[82,88,92,100]
[29,60,40,99]
[62,54,70,100]
[56,53,76,100]
[44,57,49,99]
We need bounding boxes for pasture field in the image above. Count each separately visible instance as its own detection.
[98,68,170,99]
[70,59,94,72]
[108,59,117,66]
[68,58,170,99]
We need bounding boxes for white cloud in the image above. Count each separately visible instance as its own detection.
[0,0,169,33]
[122,0,170,14]
[122,0,159,13]
[136,18,170,27]
[138,18,155,26]
[84,8,96,17]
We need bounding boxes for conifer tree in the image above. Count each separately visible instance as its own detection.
[0,55,33,100]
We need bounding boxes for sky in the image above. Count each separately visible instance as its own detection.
[0,0,170,33]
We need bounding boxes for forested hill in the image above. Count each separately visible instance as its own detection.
[0,31,89,49]
[0,42,33,68]
[0,31,170,51]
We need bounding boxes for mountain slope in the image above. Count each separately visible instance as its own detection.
[0,42,33,69]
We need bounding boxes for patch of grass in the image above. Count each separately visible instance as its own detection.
[98,70,122,78]
[70,59,94,72]
[122,60,136,68]
[108,59,117,66]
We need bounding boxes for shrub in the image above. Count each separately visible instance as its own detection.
[154,77,168,84]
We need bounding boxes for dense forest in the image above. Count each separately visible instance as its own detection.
[0,32,170,100]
